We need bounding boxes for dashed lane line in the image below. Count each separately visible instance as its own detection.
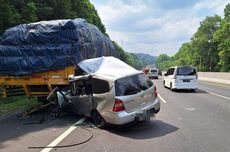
[205,90,230,101]
[40,117,86,152]
[158,94,167,103]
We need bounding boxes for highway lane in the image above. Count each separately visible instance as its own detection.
[152,79,230,152]
[1,79,230,152]
[45,79,230,152]
[198,81,230,99]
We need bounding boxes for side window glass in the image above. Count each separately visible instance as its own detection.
[168,68,175,75]
[70,78,110,96]
[91,78,110,94]
[171,68,175,75]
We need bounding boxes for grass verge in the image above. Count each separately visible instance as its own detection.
[0,96,38,116]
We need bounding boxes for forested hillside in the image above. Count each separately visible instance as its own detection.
[0,0,105,34]
[135,53,157,67]
[156,3,230,72]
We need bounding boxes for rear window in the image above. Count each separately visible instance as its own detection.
[150,69,157,72]
[177,67,196,76]
[115,73,153,96]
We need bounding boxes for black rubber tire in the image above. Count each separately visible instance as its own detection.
[191,89,196,92]
[170,83,173,91]
[154,108,160,114]
[163,81,166,88]
[91,110,106,129]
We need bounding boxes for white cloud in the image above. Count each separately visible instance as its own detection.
[90,0,229,56]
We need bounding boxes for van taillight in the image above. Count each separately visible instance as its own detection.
[113,98,125,112]
[154,86,158,97]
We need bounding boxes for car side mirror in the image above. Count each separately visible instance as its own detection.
[164,73,167,76]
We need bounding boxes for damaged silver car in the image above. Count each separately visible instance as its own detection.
[48,57,160,128]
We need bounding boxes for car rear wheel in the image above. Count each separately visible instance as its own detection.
[191,89,196,92]
[91,110,106,129]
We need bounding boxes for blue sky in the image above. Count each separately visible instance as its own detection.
[90,0,229,56]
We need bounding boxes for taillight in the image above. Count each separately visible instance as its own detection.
[113,98,125,112]
[154,86,158,97]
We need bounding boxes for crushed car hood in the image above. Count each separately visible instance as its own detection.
[78,56,142,79]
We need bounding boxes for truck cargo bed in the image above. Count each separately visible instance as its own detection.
[0,66,75,97]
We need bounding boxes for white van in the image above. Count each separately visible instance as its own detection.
[163,66,198,91]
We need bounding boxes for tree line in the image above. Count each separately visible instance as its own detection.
[0,0,106,34]
[156,3,230,72]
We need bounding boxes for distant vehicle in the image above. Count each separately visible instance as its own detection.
[158,70,162,76]
[147,69,159,79]
[48,57,160,128]
[163,66,198,92]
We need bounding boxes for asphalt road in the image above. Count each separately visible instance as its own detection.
[0,78,230,152]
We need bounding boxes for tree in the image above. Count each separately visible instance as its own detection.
[173,42,192,66]
[213,3,230,72]
[0,0,20,34]
[112,41,144,69]
[22,2,38,23]
[0,0,106,34]
[191,15,221,71]
[224,3,230,23]
[156,54,171,71]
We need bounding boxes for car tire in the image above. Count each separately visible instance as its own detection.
[154,108,160,114]
[191,89,196,92]
[91,110,106,129]
[170,83,173,91]
[163,81,166,88]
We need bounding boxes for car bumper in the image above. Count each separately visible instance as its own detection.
[102,98,160,125]
[173,83,198,89]
[148,75,158,79]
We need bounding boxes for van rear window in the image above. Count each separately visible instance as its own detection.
[115,73,153,96]
[150,70,157,72]
[177,67,196,76]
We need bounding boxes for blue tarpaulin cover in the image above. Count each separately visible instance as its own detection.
[0,18,118,76]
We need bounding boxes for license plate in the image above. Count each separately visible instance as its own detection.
[183,79,190,82]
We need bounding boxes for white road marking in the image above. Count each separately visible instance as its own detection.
[158,94,167,103]
[205,90,230,100]
[185,108,196,111]
[40,117,86,152]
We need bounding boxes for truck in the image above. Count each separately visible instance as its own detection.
[0,19,118,99]
[0,66,75,98]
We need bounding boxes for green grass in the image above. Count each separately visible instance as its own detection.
[0,96,38,116]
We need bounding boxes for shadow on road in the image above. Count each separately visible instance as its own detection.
[107,120,179,140]
[174,89,207,94]
[0,110,81,148]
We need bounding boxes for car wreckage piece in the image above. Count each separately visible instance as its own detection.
[47,56,160,128]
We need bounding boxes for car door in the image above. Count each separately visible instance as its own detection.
[164,68,175,87]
